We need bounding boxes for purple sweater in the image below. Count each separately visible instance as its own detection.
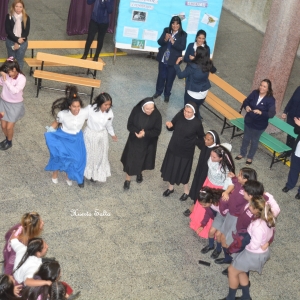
[220,177,248,217]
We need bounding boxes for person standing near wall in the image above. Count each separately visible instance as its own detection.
[278,86,300,159]
[81,0,114,62]
[5,0,30,70]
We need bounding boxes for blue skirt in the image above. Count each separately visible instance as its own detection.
[44,128,86,184]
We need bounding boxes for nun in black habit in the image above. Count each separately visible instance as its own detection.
[183,130,220,216]
[161,102,205,200]
[121,98,162,190]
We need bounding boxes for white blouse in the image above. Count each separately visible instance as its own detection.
[207,157,233,190]
[86,104,115,136]
[57,106,89,134]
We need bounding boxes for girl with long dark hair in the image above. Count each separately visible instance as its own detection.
[0,57,26,150]
[175,45,216,119]
[45,85,89,187]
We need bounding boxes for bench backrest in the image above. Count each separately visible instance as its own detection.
[36,52,104,71]
[28,40,97,49]
[209,73,247,103]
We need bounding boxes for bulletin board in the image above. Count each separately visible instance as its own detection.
[115,0,224,56]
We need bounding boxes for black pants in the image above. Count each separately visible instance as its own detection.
[286,114,296,155]
[83,19,109,60]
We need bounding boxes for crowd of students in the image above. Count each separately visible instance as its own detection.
[1,2,296,300]
[1,212,80,300]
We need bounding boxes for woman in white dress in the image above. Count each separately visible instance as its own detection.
[84,92,117,182]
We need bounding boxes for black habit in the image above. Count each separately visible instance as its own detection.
[161,110,204,185]
[188,144,213,203]
[121,101,162,176]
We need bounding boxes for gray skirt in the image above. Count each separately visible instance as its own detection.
[220,213,238,245]
[212,212,226,231]
[0,98,25,122]
[232,248,270,274]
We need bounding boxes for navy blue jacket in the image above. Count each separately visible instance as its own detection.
[183,42,210,63]
[243,90,276,130]
[283,86,300,118]
[88,0,114,24]
[174,63,211,92]
[156,27,187,66]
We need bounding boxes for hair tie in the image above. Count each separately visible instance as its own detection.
[7,56,14,62]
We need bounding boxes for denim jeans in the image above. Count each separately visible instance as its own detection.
[5,38,28,70]
[240,124,264,159]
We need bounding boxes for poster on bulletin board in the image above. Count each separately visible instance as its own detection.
[115,0,224,56]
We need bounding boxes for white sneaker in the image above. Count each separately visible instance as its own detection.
[66,179,72,186]
[52,178,58,184]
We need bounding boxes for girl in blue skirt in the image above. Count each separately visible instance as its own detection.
[44,86,89,187]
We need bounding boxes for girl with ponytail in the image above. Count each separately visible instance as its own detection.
[44,85,89,187]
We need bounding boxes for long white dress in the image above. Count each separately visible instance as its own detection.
[84,105,115,182]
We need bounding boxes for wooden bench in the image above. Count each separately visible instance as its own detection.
[230,118,292,168]
[209,73,298,165]
[33,52,103,103]
[204,91,243,134]
[25,41,103,75]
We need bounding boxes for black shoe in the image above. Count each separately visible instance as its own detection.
[78,180,84,188]
[179,193,189,201]
[200,245,214,254]
[295,193,300,199]
[124,180,130,190]
[214,258,231,264]
[235,297,252,300]
[136,174,143,183]
[163,188,174,197]
[153,93,160,99]
[278,151,288,159]
[81,54,87,59]
[282,186,290,193]
[90,178,95,182]
[222,267,228,276]
[210,248,222,259]
[93,56,99,62]
[0,141,12,150]
[183,209,191,217]
[235,155,243,160]
[0,139,7,146]
[164,96,170,102]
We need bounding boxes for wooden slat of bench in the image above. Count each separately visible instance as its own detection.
[24,57,105,68]
[36,52,104,70]
[269,116,298,138]
[209,73,246,103]
[28,40,98,49]
[206,91,243,120]
[33,70,101,88]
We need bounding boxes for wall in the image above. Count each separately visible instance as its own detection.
[223,0,300,56]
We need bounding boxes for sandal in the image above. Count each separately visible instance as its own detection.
[246,160,252,165]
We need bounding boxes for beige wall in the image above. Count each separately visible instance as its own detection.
[223,0,300,56]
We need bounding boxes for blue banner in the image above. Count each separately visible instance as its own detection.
[115,0,223,56]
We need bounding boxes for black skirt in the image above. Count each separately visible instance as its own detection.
[160,150,193,185]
